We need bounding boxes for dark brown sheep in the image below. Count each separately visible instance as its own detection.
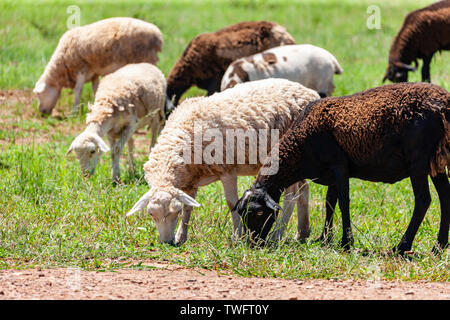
[383,0,450,83]
[165,21,295,111]
[234,82,450,255]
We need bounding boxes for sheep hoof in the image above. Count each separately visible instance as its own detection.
[432,242,448,255]
[174,233,187,246]
[339,237,354,251]
[296,229,310,242]
[315,233,333,245]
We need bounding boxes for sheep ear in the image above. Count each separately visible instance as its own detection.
[402,63,416,72]
[264,194,281,214]
[177,190,201,208]
[126,189,152,217]
[232,189,252,214]
[33,82,46,94]
[93,135,110,153]
[394,61,416,72]
[66,142,75,156]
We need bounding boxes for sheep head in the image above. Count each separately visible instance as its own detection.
[126,187,200,244]
[383,61,417,83]
[33,81,61,115]
[66,132,110,176]
[233,187,281,244]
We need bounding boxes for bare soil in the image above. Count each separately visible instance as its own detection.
[0,261,448,300]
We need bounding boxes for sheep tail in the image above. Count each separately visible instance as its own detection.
[430,110,450,178]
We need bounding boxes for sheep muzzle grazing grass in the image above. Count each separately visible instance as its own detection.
[33,82,61,115]
[233,188,282,245]
[66,131,110,177]
[126,187,200,244]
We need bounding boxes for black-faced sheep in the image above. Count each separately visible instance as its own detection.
[66,63,166,182]
[383,0,450,83]
[165,21,295,110]
[127,79,320,245]
[234,82,450,254]
[221,44,343,98]
[34,17,163,115]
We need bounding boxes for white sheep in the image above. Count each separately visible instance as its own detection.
[221,44,343,97]
[66,63,166,182]
[126,78,320,245]
[34,17,163,115]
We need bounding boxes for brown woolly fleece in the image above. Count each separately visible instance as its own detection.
[268,83,450,186]
[166,21,295,104]
[387,0,450,68]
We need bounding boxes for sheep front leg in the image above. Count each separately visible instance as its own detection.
[72,73,86,114]
[421,55,432,83]
[220,173,242,239]
[175,188,198,245]
[269,183,297,242]
[107,135,121,184]
[111,124,136,183]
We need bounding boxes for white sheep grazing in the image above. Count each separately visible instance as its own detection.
[221,44,343,97]
[66,63,166,182]
[33,17,163,115]
[126,78,320,245]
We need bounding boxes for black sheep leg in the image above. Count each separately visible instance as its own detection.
[431,173,450,253]
[317,185,338,244]
[333,167,353,250]
[206,78,221,96]
[394,173,431,254]
[421,55,432,83]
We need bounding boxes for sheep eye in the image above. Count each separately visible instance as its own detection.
[90,149,96,155]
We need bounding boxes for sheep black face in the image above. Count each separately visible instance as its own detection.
[233,188,281,244]
[383,62,416,83]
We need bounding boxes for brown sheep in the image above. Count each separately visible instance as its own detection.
[234,82,450,255]
[165,21,295,111]
[383,0,450,83]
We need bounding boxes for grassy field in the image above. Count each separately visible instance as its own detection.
[0,0,449,281]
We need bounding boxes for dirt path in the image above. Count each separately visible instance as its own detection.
[0,261,448,300]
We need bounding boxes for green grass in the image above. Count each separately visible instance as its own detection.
[0,0,449,281]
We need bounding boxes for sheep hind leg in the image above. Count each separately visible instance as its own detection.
[394,173,431,255]
[269,183,297,243]
[91,75,99,96]
[296,180,310,241]
[174,188,198,245]
[333,166,353,250]
[431,173,450,254]
[316,185,337,245]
